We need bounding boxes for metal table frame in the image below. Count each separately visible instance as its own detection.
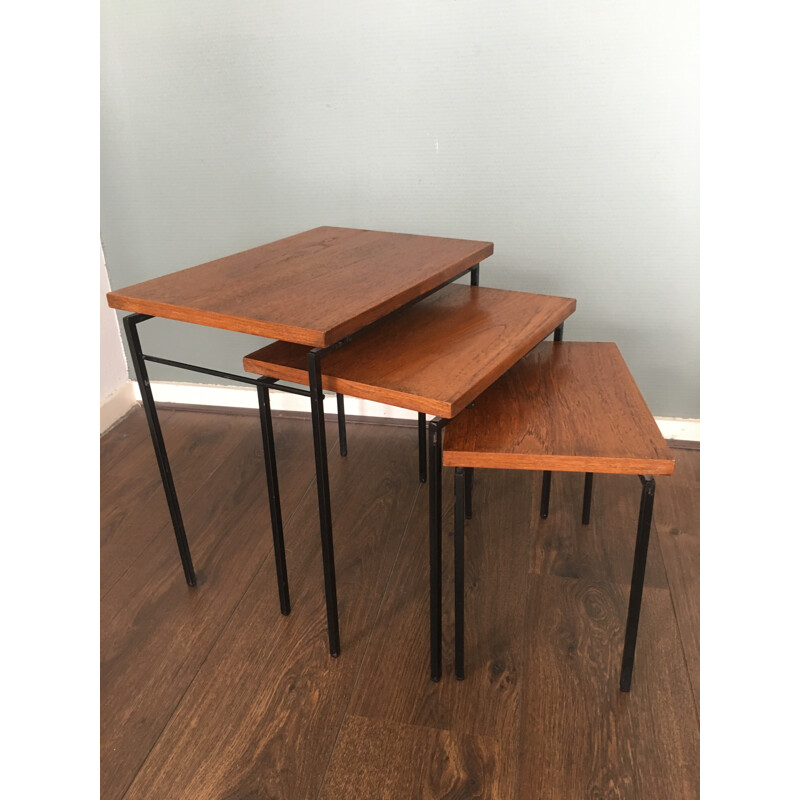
[122,312,326,614]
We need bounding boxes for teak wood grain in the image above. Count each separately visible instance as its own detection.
[106,226,493,347]
[443,342,674,475]
[243,285,576,417]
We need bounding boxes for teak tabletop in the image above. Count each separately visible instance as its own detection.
[442,342,674,475]
[243,285,576,418]
[106,227,493,347]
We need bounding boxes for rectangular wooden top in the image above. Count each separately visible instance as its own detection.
[442,342,674,475]
[243,285,575,418]
[106,226,493,347]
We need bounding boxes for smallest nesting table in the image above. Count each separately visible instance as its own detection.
[443,342,674,689]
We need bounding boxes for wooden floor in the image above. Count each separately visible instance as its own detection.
[101,408,699,800]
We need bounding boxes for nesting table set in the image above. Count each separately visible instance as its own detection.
[107,226,672,691]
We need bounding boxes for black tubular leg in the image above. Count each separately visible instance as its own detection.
[256,379,291,616]
[465,467,474,520]
[582,472,594,525]
[307,350,341,657]
[470,264,480,286]
[428,417,446,681]
[123,314,196,587]
[540,325,563,520]
[454,467,467,680]
[619,476,656,692]
[418,413,427,483]
[336,393,347,457]
[540,471,552,519]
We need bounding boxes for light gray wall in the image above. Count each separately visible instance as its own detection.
[101,0,698,418]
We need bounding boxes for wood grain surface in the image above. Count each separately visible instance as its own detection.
[443,341,674,475]
[244,285,576,417]
[529,470,670,589]
[516,575,699,799]
[100,409,252,597]
[122,423,421,800]
[101,413,336,800]
[106,226,493,346]
[320,715,514,799]
[653,450,700,711]
[101,411,699,799]
[346,467,533,739]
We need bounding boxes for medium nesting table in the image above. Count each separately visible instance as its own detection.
[243,284,576,680]
[106,226,493,654]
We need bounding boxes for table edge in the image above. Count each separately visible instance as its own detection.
[106,241,494,348]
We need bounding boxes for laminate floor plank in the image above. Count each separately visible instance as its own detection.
[122,424,421,800]
[516,574,699,799]
[320,715,515,800]
[101,414,331,800]
[343,466,532,792]
[100,407,165,473]
[653,450,700,712]
[101,408,253,597]
[530,469,670,589]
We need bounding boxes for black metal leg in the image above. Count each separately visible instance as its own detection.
[465,467,473,520]
[336,393,347,457]
[619,476,656,692]
[307,349,341,657]
[418,412,427,483]
[123,314,196,587]
[540,326,563,521]
[454,467,467,680]
[582,472,594,525]
[428,417,447,681]
[256,379,291,616]
[470,264,480,286]
[540,471,552,519]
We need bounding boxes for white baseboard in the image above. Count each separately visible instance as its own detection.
[100,380,137,434]
[129,380,700,443]
[652,417,700,443]
[134,380,418,421]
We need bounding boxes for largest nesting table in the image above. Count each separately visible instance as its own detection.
[106,227,490,628]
